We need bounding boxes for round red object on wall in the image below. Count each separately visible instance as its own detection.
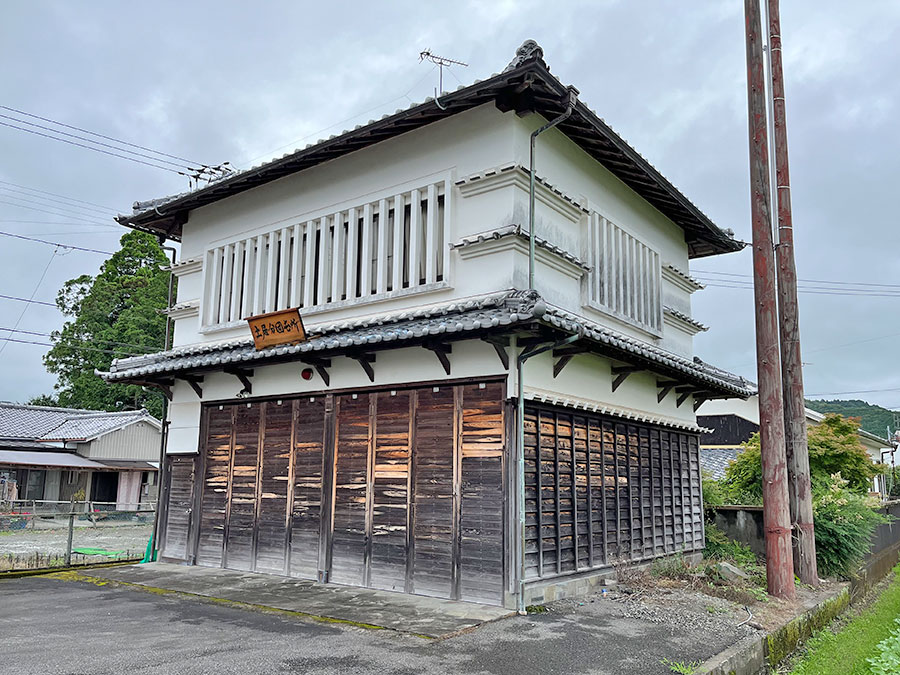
[301,368,314,381]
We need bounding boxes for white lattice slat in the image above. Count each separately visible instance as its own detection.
[376,198,389,295]
[304,221,317,308]
[360,202,372,297]
[425,183,437,284]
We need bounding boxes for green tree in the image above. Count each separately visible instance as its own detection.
[723,413,883,499]
[40,230,170,418]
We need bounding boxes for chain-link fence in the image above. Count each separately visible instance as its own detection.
[0,501,156,571]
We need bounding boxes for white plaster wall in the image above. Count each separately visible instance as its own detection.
[165,338,510,454]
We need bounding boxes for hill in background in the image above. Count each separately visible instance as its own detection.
[805,399,897,438]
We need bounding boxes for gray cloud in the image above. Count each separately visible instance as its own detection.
[1,1,898,408]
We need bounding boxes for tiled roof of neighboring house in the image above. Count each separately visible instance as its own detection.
[0,403,159,443]
[700,447,742,480]
[99,289,754,399]
[450,224,591,271]
[115,42,743,260]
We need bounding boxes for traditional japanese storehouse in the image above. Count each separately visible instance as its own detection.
[101,42,752,609]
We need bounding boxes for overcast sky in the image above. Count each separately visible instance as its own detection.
[1,1,898,413]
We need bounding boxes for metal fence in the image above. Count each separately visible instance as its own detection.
[0,501,156,572]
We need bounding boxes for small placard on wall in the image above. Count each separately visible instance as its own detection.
[247,307,307,350]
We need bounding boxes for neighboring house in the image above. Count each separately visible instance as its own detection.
[0,403,160,509]
[698,394,892,493]
[101,42,751,608]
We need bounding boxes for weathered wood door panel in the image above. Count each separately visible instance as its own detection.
[330,394,370,586]
[162,455,195,561]
[196,405,232,567]
[368,391,412,592]
[458,383,505,605]
[255,401,292,575]
[411,386,455,599]
[290,397,326,579]
[224,404,261,571]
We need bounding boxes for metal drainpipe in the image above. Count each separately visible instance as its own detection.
[529,86,579,290]
[149,243,177,560]
[516,86,579,613]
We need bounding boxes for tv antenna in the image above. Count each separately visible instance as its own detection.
[419,49,468,109]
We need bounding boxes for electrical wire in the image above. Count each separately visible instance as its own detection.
[699,281,900,298]
[0,249,58,357]
[0,185,116,217]
[0,105,204,166]
[0,326,161,353]
[0,230,113,255]
[694,269,900,290]
[0,180,120,213]
[0,120,186,175]
[0,198,119,227]
[806,387,900,397]
[0,294,56,307]
[0,336,146,358]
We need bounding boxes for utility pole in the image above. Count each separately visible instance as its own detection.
[766,0,818,587]
[744,0,796,600]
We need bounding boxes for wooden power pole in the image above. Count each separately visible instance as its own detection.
[744,0,796,600]
[767,0,819,587]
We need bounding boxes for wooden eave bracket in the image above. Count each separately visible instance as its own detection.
[134,379,174,401]
[224,367,254,394]
[176,374,204,399]
[656,379,681,403]
[351,353,376,382]
[674,385,700,408]
[301,358,331,387]
[481,336,510,370]
[424,342,452,375]
[551,345,588,379]
[611,365,641,392]
[693,394,711,412]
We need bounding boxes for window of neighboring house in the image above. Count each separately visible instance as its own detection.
[66,470,78,485]
[202,180,449,329]
[587,213,662,333]
[23,469,46,501]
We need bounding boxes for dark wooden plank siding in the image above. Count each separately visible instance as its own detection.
[523,402,703,580]
[225,403,261,571]
[196,405,232,567]
[162,455,194,561]
[255,400,292,575]
[290,397,326,579]
[330,393,370,587]
[411,386,455,599]
[458,383,504,605]
[368,390,411,592]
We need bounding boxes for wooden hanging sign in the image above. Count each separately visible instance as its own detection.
[247,307,307,350]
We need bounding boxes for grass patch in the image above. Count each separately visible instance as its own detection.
[789,567,900,674]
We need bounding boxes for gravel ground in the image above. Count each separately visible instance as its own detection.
[0,523,151,566]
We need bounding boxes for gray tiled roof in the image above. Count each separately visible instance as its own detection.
[451,224,591,272]
[664,306,709,332]
[700,447,742,480]
[0,403,158,442]
[100,290,753,398]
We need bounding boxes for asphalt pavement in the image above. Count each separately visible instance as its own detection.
[0,574,748,675]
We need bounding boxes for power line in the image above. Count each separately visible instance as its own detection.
[0,120,186,175]
[695,268,900,290]
[0,230,113,255]
[699,281,900,298]
[0,180,120,212]
[0,249,57,358]
[0,185,116,217]
[0,197,119,227]
[0,294,56,308]
[806,387,900,396]
[0,105,203,166]
[0,326,161,353]
[0,336,145,358]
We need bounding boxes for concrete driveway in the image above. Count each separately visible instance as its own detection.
[0,573,755,675]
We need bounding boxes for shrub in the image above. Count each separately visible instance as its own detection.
[813,473,889,577]
[704,523,757,567]
[723,414,883,501]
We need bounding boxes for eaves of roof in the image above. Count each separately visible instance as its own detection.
[98,290,752,399]
[116,51,743,260]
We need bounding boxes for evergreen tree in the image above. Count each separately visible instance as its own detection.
[40,230,170,418]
